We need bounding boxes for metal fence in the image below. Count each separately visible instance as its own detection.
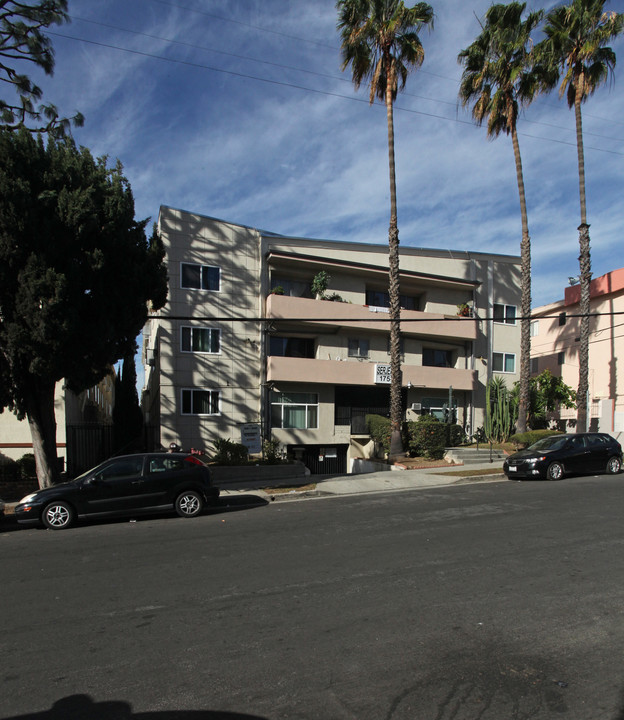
[66,423,113,478]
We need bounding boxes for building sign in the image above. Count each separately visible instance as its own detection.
[240,423,262,454]
[374,364,392,384]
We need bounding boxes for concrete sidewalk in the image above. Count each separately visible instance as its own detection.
[221,460,507,501]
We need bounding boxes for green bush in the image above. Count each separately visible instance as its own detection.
[447,424,465,447]
[510,429,563,448]
[212,438,249,465]
[366,414,391,455]
[0,458,19,481]
[406,416,447,460]
[263,439,284,464]
[16,453,37,479]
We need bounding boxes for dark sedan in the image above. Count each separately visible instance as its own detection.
[503,433,622,481]
[14,453,220,530]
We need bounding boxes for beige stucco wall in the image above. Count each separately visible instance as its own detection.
[153,206,263,452]
[0,383,67,463]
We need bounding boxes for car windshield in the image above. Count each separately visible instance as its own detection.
[528,436,568,452]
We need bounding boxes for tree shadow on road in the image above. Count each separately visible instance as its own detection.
[2,694,268,720]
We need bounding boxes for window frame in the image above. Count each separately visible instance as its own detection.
[270,391,319,430]
[493,303,517,325]
[493,352,516,374]
[348,338,370,359]
[180,326,221,354]
[180,262,221,292]
[180,388,220,416]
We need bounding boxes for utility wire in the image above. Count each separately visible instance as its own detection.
[48,30,624,156]
[70,15,624,144]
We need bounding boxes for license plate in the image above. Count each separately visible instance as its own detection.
[508,466,517,472]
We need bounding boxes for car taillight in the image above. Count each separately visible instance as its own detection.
[184,456,203,466]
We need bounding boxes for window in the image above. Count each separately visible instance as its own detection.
[366,289,419,311]
[557,350,565,365]
[269,336,315,358]
[181,389,220,415]
[181,327,220,353]
[493,304,516,324]
[531,358,539,374]
[423,348,453,368]
[271,391,318,429]
[348,338,370,358]
[530,320,539,337]
[493,352,516,373]
[270,276,312,298]
[558,312,567,326]
[181,263,220,291]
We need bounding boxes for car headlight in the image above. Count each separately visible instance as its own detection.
[18,493,39,504]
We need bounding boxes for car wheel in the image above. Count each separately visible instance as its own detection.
[42,501,74,530]
[606,456,621,474]
[546,462,564,481]
[175,490,204,518]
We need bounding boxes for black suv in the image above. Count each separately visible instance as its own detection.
[14,453,219,530]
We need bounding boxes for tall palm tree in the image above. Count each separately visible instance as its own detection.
[337,0,434,458]
[458,2,548,434]
[539,0,623,433]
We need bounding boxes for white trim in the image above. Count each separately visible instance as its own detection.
[180,388,220,416]
[180,326,221,354]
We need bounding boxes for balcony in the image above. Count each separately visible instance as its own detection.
[267,356,476,391]
[266,293,477,341]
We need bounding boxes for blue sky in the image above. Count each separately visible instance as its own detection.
[20,0,624,308]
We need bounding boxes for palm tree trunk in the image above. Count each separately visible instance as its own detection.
[575,95,591,434]
[386,79,403,459]
[511,125,531,433]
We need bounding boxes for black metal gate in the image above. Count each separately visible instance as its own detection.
[66,423,113,478]
[290,444,348,475]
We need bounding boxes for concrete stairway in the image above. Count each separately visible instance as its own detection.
[445,445,507,465]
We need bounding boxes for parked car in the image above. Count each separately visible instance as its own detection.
[503,433,622,481]
[14,453,220,530]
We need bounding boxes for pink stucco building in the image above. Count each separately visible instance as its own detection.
[531,268,624,434]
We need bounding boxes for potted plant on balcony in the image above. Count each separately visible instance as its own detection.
[457,302,472,317]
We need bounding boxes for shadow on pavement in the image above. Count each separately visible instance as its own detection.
[0,495,268,533]
[1,694,268,720]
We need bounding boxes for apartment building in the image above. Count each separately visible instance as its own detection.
[142,206,521,473]
[531,267,624,433]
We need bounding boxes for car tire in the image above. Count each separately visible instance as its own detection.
[42,501,74,530]
[606,456,621,474]
[175,490,204,518]
[546,462,564,481]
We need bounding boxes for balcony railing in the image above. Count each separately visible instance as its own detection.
[266,293,477,341]
[335,406,389,434]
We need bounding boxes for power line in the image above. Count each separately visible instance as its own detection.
[148,310,624,323]
[48,30,624,157]
[70,15,623,145]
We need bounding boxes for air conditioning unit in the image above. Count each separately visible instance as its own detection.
[411,403,422,411]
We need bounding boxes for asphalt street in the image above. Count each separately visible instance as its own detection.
[2,474,624,719]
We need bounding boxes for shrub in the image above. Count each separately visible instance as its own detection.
[366,414,391,455]
[16,453,37,479]
[407,416,447,460]
[510,429,563,448]
[212,438,249,465]
[447,424,466,447]
[0,458,19,481]
[263,439,284,464]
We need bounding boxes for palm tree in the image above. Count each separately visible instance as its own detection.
[458,2,548,434]
[337,0,434,458]
[539,0,623,433]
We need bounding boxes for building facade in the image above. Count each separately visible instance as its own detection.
[531,267,624,433]
[142,206,522,473]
